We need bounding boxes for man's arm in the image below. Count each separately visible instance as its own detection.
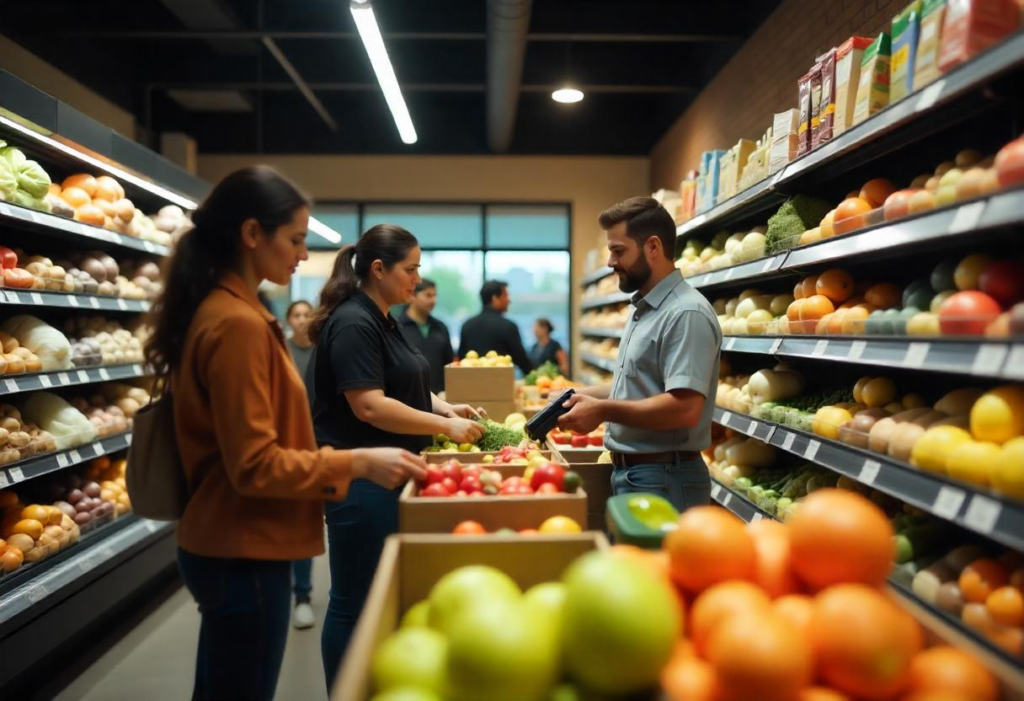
[576,383,612,399]
[558,388,703,434]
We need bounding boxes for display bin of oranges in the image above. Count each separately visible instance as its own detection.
[399,461,588,534]
[332,532,607,701]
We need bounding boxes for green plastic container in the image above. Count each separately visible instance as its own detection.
[605,493,679,549]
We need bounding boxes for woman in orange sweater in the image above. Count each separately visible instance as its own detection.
[144,166,426,701]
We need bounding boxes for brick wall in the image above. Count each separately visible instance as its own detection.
[650,0,905,191]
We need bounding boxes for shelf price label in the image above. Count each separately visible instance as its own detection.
[117,298,128,311]
[722,267,735,282]
[769,337,784,355]
[3,379,18,393]
[57,373,70,386]
[132,364,144,376]
[89,297,101,309]
[848,340,867,361]
[812,340,829,358]
[30,292,44,305]
[8,466,23,483]
[933,486,966,519]
[750,512,764,522]
[711,484,722,500]
[721,492,733,508]
[5,291,22,304]
[903,342,930,367]
[948,201,985,234]
[0,472,8,488]
[804,440,821,461]
[99,368,111,381]
[1005,346,1024,380]
[39,375,52,388]
[963,495,1002,535]
[125,433,133,447]
[723,337,736,351]
[859,459,882,485]
[69,450,82,464]
[68,296,80,308]
[93,443,106,457]
[972,344,1009,376]
[720,412,732,427]
[57,453,70,468]
[914,79,946,112]
[143,241,157,253]
[77,370,90,383]
[781,432,796,452]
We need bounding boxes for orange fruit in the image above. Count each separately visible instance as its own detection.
[748,520,799,598]
[864,282,902,309]
[816,269,855,303]
[538,515,581,534]
[811,584,923,700]
[906,646,998,701]
[665,507,757,593]
[988,624,1022,655]
[827,310,847,336]
[840,305,875,335]
[787,299,804,328]
[690,581,771,656]
[834,197,874,230]
[961,602,993,633]
[985,585,1023,627]
[860,178,899,207]
[800,275,820,300]
[815,314,833,335]
[452,520,487,535]
[774,594,814,640]
[838,295,867,309]
[799,689,851,701]
[959,559,1009,603]
[800,294,836,322]
[708,609,813,701]
[820,209,837,238]
[661,650,719,701]
[518,528,539,535]
[793,280,805,300]
[788,490,894,590]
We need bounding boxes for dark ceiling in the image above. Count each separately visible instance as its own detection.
[0,0,781,155]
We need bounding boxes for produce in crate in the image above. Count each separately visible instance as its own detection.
[425,415,532,453]
[450,516,582,536]
[416,459,582,498]
[452,350,512,368]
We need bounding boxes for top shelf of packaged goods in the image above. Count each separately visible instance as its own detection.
[580,267,614,288]
[675,32,1024,240]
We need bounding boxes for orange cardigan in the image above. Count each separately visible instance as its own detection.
[172,273,352,560]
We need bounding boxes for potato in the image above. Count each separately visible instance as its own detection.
[839,420,870,449]
[888,422,928,462]
[868,417,897,453]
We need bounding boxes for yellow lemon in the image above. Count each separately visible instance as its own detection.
[945,440,1001,487]
[970,385,1024,444]
[910,425,973,473]
[811,406,853,441]
[992,437,1024,500]
[539,516,582,535]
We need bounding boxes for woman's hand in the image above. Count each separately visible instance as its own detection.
[443,417,486,445]
[351,448,428,489]
[440,403,483,420]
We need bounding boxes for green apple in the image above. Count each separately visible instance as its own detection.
[428,566,521,637]
[446,600,560,701]
[371,628,447,694]
[370,688,442,701]
[746,309,773,335]
[401,600,430,629]
[561,552,682,695]
[524,582,568,645]
[770,294,795,316]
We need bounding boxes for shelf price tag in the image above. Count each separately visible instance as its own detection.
[720,412,732,427]
[39,375,52,388]
[57,453,70,468]
[721,492,733,508]
[781,432,796,452]
[143,241,157,253]
[750,512,764,522]
[30,292,43,305]
[69,450,82,464]
[903,342,930,367]
[972,344,1009,376]
[93,443,106,457]
[125,433,133,447]
[8,466,23,483]
[57,373,70,385]
[1004,346,1024,380]
[77,370,89,383]
[3,379,18,393]
[859,459,881,485]
[933,486,966,519]
[711,484,722,500]
[89,297,100,309]
[68,295,80,308]
[769,337,784,355]
[99,368,111,381]
[0,203,10,216]
[5,291,21,304]
[914,79,945,112]
[132,364,144,376]
[117,298,128,311]
[28,584,49,603]
[723,337,736,351]
[948,201,985,234]
[804,440,821,461]
[745,418,757,436]
[722,267,735,282]
[0,472,8,488]
[812,340,829,357]
[963,495,1002,535]
[848,340,867,361]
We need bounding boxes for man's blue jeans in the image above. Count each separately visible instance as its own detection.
[610,456,711,512]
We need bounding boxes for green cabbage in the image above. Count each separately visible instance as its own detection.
[0,157,17,199]
[16,158,51,198]
[9,189,34,208]
[0,145,27,170]
[29,195,51,213]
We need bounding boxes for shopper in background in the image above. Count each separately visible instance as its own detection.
[307,225,485,690]
[397,278,454,393]
[557,197,721,513]
[145,166,426,701]
[529,317,570,376]
[458,280,534,373]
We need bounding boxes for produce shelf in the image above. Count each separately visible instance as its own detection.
[0,363,150,397]
[580,267,614,287]
[0,201,170,258]
[674,32,1024,240]
[0,431,132,490]
[579,292,632,311]
[580,352,616,373]
[720,336,1022,381]
[713,407,1024,552]
[710,478,775,523]
[0,289,150,313]
[579,327,623,339]
[685,252,790,290]
[0,516,171,626]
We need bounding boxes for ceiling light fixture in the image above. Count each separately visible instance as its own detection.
[551,87,584,104]
[308,216,343,244]
[349,0,417,144]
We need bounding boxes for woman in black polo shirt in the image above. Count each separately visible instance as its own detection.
[307,224,485,689]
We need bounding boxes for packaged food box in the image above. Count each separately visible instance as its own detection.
[938,0,1019,72]
[772,109,801,141]
[891,1,924,102]
[814,48,838,146]
[852,32,892,127]
[834,36,874,136]
[444,365,514,402]
[797,70,814,155]
[914,0,949,89]
[769,135,800,174]
[679,178,697,222]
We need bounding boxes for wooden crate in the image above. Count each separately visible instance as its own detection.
[424,450,559,464]
[332,533,608,701]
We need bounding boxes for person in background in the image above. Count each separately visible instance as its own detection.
[557,196,721,513]
[397,278,454,393]
[284,300,317,631]
[458,280,534,373]
[306,225,485,690]
[529,317,569,376]
[145,166,425,701]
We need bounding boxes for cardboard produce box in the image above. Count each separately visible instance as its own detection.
[548,443,607,465]
[444,365,514,402]
[400,464,587,533]
[473,400,517,421]
[333,533,608,701]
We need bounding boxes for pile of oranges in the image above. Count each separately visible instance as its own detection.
[786,268,902,335]
[616,489,1002,701]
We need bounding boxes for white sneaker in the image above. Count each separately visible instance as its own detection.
[293,602,315,630]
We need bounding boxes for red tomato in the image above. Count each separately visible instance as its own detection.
[459,476,483,493]
[996,137,1024,188]
[0,246,17,269]
[536,482,560,495]
[550,431,571,445]
[979,260,1024,307]
[570,434,590,448]
[420,483,450,498]
[529,463,566,491]
[453,520,486,535]
[939,291,1003,336]
[455,490,468,497]
[420,466,445,487]
[588,434,604,447]
[461,467,481,479]
[441,477,459,494]
[441,461,462,482]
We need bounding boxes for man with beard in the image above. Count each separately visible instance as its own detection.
[558,197,721,511]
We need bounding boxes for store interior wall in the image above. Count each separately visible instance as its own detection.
[0,35,136,138]
[198,154,649,378]
[648,0,905,191]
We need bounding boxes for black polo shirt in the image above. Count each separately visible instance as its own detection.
[457,307,534,374]
[397,309,454,394]
[307,290,433,453]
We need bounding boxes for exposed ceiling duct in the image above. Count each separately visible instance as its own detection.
[486,0,532,153]
[157,0,256,55]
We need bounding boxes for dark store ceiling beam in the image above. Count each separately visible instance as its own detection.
[259,37,339,131]
[41,31,741,43]
[147,82,698,94]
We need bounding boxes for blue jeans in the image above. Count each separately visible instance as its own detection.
[292,558,313,603]
[611,457,711,513]
[321,479,401,691]
[177,548,291,701]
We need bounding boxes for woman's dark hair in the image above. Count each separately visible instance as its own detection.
[309,224,418,342]
[286,300,313,318]
[144,165,310,374]
[536,317,554,334]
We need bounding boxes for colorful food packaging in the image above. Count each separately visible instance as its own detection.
[813,48,838,146]
[938,0,1019,72]
[914,0,949,89]
[852,32,892,127]
[679,176,697,223]
[891,1,924,102]
[797,71,813,156]
[835,36,874,136]
[770,109,800,174]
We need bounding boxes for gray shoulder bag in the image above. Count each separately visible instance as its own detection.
[126,377,188,521]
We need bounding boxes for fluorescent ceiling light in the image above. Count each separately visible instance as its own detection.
[0,114,199,210]
[350,1,418,144]
[308,216,343,244]
[552,87,584,104]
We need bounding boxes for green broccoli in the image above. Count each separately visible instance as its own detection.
[765,195,833,254]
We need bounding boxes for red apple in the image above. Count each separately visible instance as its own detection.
[459,476,483,493]
[420,483,450,498]
[421,466,445,486]
[979,260,1024,307]
[441,477,459,494]
[938,291,1003,336]
[441,462,463,482]
[588,434,604,447]
[995,137,1024,188]
[570,434,589,448]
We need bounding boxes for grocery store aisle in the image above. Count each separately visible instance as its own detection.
[55,556,332,701]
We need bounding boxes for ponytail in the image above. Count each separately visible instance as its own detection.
[144,166,309,374]
[308,224,418,343]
